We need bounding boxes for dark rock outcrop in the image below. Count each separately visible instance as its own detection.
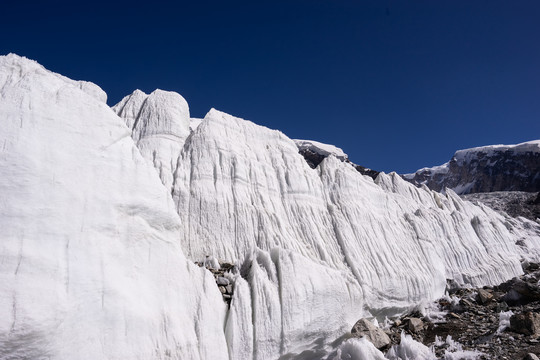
[297,148,380,179]
[403,140,540,195]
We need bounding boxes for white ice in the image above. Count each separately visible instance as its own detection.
[2,53,540,359]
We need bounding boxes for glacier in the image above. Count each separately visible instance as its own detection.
[1,53,540,359]
[0,54,228,360]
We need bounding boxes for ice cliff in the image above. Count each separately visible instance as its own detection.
[1,54,540,359]
[0,54,228,360]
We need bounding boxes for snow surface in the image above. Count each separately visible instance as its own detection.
[3,53,540,359]
[453,140,540,165]
[294,139,348,160]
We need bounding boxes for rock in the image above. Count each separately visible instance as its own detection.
[351,318,391,350]
[510,312,540,336]
[477,289,493,304]
[220,262,234,271]
[218,286,226,294]
[226,284,233,293]
[497,301,509,312]
[523,353,540,360]
[408,317,424,333]
[500,278,540,304]
[449,312,461,319]
[216,277,229,286]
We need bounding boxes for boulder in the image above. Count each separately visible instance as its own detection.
[523,354,540,360]
[510,312,540,336]
[408,318,424,333]
[477,289,493,304]
[351,318,391,350]
[216,277,229,286]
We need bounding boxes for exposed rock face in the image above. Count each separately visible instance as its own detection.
[403,140,540,195]
[351,318,391,349]
[295,139,380,179]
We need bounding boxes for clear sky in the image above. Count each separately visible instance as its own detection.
[2,0,539,173]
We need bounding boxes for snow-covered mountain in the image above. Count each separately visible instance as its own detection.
[2,54,540,359]
[403,141,540,194]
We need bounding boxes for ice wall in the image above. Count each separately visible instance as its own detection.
[1,52,539,360]
[0,54,228,360]
[113,90,540,358]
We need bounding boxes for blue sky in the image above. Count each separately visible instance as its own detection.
[2,0,539,173]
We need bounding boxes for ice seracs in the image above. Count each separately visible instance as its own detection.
[116,87,540,359]
[112,89,191,191]
[0,54,228,360]
[3,53,540,360]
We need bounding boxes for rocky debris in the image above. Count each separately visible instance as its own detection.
[350,318,391,350]
[379,262,540,359]
[495,267,540,305]
[194,259,236,305]
[216,276,229,286]
[510,312,540,337]
[462,191,540,222]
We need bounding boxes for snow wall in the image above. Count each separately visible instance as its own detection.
[1,54,540,359]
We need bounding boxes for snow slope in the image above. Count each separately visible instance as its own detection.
[0,54,228,360]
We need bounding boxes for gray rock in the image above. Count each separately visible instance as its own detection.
[523,354,540,360]
[477,289,493,304]
[216,277,229,286]
[351,318,391,350]
[226,284,233,293]
[408,317,424,333]
[218,286,226,294]
[510,312,540,336]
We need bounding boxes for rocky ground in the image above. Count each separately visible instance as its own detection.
[199,257,540,359]
[352,263,540,359]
